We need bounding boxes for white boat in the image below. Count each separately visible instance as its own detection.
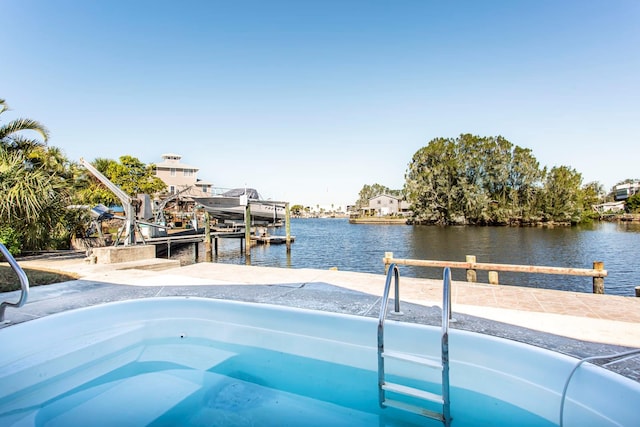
[193,188,286,223]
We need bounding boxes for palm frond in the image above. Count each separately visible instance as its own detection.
[0,118,50,142]
[2,134,46,152]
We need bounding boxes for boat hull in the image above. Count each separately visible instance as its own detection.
[194,196,285,222]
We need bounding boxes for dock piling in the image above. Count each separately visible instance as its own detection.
[285,203,292,253]
[244,204,251,257]
[466,255,477,282]
[593,261,605,294]
[204,211,212,262]
[488,271,499,285]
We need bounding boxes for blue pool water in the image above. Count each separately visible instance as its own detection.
[24,337,552,427]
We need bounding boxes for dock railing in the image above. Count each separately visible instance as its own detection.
[383,252,608,294]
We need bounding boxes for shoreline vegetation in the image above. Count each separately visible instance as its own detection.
[347,213,640,226]
[403,135,597,226]
[350,136,639,227]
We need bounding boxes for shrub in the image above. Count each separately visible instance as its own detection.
[0,226,21,256]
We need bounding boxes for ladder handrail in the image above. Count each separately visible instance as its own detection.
[377,263,400,405]
[378,263,401,325]
[559,348,640,427]
[441,267,452,425]
[377,263,452,426]
[0,243,30,322]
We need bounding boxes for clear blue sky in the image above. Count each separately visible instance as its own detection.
[3,0,639,209]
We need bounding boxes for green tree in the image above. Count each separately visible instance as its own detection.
[0,99,49,153]
[625,193,640,213]
[75,156,166,206]
[404,137,464,224]
[579,181,605,222]
[456,134,487,223]
[405,134,549,225]
[290,204,304,215]
[0,147,71,252]
[0,100,78,252]
[508,146,544,223]
[541,166,583,223]
[74,158,118,206]
[107,156,166,196]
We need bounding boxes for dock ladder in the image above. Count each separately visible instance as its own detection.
[377,264,452,426]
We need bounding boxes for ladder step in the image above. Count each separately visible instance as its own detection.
[382,398,445,421]
[382,382,444,404]
[382,350,442,369]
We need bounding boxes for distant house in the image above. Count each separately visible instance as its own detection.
[363,194,412,216]
[614,181,640,201]
[593,201,625,213]
[154,153,214,197]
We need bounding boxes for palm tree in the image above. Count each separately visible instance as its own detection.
[0,99,49,153]
[0,100,72,252]
[0,147,71,252]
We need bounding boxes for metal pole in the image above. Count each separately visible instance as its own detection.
[204,211,212,262]
[244,204,251,257]
[285,202,291,252]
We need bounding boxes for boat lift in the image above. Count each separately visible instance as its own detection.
[79,158,138,246]
[154,185,192,226]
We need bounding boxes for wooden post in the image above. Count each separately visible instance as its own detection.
[204,211,212,262]
[384,252,393,273]
[593,261,605,294]
[635,286,640,297]
[466,255,477,282]
[244,204,251,257]
[214,236,218,255]
[285,203,292,253]
[488,271,499,285]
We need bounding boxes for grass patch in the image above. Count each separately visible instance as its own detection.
[0,265,78,293]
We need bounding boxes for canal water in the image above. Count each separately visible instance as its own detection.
[174,218,640,296]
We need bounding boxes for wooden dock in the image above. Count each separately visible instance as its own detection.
[143,227,295,259]
[144,230,246,258]
[251,235,296,245]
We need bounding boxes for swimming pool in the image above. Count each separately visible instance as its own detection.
[0,297,638,426]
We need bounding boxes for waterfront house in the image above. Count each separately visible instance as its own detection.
[363,194,412,216]
[614,181,640,201]
[593,201,625,214]
[154,153,214,197]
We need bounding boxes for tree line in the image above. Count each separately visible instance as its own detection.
[405,134,601,225]
[360,134,625,225]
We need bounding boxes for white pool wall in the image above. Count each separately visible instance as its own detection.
[0,297,638,427]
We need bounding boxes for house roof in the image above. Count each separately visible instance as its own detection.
[195,179,214,186]
[155,159,200,170]
[369,194,403,201]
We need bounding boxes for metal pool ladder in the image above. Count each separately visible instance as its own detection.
[0,242,30,323]
[377,264,452,426]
